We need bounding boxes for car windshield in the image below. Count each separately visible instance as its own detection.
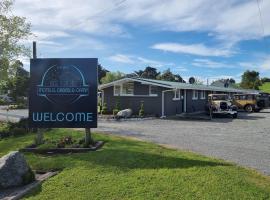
[211,95,228,100]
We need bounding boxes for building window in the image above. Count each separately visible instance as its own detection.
[114,85,121,96]
[200,91,206,99]
[192,90,198,100]
[149,85,158,96]
[173,89,181,100]
[122,82,134,95]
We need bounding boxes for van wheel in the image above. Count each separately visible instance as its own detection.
[245,104,253,112]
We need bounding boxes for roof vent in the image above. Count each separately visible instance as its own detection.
[189,77,195,84]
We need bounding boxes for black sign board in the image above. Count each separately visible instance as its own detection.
[29,58,97,128]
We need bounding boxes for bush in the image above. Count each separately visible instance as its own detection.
[8,103,27,110]
[139,102,145,118]
[101,103,108,115]
[0,122,10,139]
[0,119,30,139]
[113,109,119,116]
[0,98,6,105]
[10,127,26,136]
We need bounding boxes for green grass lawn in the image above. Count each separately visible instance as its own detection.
[1,129,270,200]
[260,82,270,93]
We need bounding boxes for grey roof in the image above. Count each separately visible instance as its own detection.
[99,77,260,94]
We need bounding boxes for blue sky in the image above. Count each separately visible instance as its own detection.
[13,0,270,83]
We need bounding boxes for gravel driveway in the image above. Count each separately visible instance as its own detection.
[96,110,270,175]
[1,107,269,175]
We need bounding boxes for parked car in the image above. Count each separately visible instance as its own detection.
[207,94,238,118]
[233,94,262,112]
[257,93,270,108]
[0,95,13,104]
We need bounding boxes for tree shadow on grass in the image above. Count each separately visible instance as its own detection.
[73,148,231,170]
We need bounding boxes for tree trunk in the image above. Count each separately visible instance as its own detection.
[85,128,94,146]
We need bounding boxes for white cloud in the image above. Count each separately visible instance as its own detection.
[174,66,188,72]
[13,0,270,44]
[32,31,71,41]
[192,58,234,69]
[109,54,175,68]
[151,43,233,57]
[261,57,270,70]
[109,54,135,64]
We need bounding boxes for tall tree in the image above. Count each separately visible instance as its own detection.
[98,64,108,84]
[261,77,270,83]
[1,61,29,101]
[211,78,236,87]
[100,71,124,84]
[158,68,185,82]
[229,78,236,84]
[0,0,31,80]
[240,70,262,90]
[135,66,160,79]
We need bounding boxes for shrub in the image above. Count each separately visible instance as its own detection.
[57,140,65,148]
[8,103,27,110]
[101,103,108,115]
[0,98,6,105]
[0,122,10,138]
[139,101,145,117]
[10,127,26,136]
[63,136,73,145]
[113,109,119,116]
[0,119,30,139]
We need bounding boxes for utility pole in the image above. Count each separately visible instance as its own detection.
[33,41,37,59]
[32,41,44,145]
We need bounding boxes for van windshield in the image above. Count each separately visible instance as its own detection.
[211,95,228,100]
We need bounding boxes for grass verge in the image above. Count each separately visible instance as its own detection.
[260,82,270,93]
[0,129,270,200]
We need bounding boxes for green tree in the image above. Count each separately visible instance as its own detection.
[98,64,108,84]
[157,68,185,82]
[0,0,31,60]
[0,0,31,85]
[1,61,29,102]
[101,71,124,84]
[261,77,270,83]
[240,70,262,90]
[135,66,160,79]
[211,78,236,88]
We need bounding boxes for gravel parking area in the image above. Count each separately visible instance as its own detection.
[96,110,270,175]
[1,107,269,175]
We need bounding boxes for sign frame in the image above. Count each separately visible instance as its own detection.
[29,58,98,128]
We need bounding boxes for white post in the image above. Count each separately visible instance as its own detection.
[101,90,104,107]
[161,89,175,118]
[162,91,164,117]
[184,89,187,113]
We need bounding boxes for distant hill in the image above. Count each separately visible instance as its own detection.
[259,82,270,93]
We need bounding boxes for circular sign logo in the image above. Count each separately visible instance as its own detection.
[37,65,89,105]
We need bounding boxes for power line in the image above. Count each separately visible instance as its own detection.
[255,0,265,37]
[77,0,128,26]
